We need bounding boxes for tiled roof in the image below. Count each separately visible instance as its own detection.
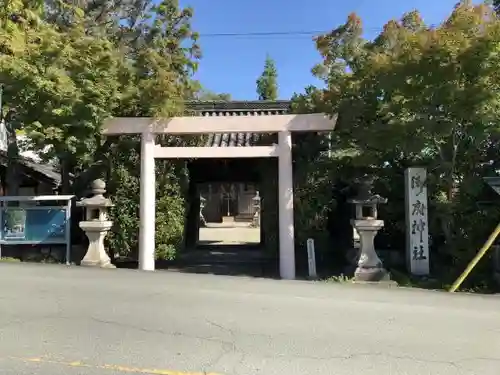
[20,157,61,184]
[205,132,259,147]
[185,100,291,147]
[185,100,292,116]
[0,150,61,185]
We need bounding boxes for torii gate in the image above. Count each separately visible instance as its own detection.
[102,112,336,279]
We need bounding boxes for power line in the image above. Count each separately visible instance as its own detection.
[197,27,384,39]
[196,0,371,39]
[198,30,326,37]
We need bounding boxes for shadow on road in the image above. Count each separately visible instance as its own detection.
[114,245,279,279]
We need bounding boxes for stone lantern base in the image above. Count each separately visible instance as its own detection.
[79,221,115,269]
[351,219,389,282]
[355,266,390,282]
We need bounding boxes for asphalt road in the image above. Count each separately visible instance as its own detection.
[0,263,500,375]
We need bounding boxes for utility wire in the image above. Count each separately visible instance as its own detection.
[197,27,385,39]
[198,30,326,37]
[195,0,456,39]
[195,0,371,38]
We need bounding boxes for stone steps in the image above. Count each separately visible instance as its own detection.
[174,246,275,277]
[114,245,277,277]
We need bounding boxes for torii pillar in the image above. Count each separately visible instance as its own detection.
[278,131,295,280]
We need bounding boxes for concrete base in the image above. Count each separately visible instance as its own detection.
[79,221,115,269]
[81,259,116,268]
[351,219,389,283]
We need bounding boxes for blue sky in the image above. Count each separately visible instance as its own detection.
[179,0,479,100]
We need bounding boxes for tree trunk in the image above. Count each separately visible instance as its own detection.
[59,156,72,195]
[5,110,19,197]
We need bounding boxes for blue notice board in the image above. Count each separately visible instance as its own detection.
[1,208,67,244]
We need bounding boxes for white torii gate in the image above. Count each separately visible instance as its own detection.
[103,113,336,279]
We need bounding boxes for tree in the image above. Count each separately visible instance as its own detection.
[0,0,201,261]
[0,4,128,191]
[43,0,202,114]
[256,54,278,100]
[196,89,231,101]
[96,0,202,260]
[0,0,83,195]
[22,31,126,192]
[312,1,500,281]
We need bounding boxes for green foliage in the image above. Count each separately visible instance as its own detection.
[256,54,278,100]
[0,0,201,261]
[106,137,141,258]
[155,178,185,260]
[0,0,127,194]
[101,0,201,261]
[255,55,280,256]
[325,274,354,283]
[308,1,500,285]
[93,0,200,261]
[196,89,232,101]
[106,136,188,260]
[0,0,47,195]
[260,159,278,257]
[290,87,335,261]
[292,131,334,249]
[21,32,124,162]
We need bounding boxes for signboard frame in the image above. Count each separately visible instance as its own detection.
[0,195,74,264]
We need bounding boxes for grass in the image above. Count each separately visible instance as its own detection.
[389,269,498,293]
[324,274,355,283]
[322,268,494,293]
[0,257,21,263]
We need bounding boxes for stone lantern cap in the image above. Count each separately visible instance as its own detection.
[347,175,388,204]
[348,195,388,205]
[77,179,113,208]
[347,176,387,220]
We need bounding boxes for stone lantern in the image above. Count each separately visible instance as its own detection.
[252,191,261,228]
[77,179,115,268]
[199,195,207,228]
[348,176,389,282]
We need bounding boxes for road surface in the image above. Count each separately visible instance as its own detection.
[0,263,499,375]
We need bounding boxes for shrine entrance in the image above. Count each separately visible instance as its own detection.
[187,157,263,249]
[102,104,335,279]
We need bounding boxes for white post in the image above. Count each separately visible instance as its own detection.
[139,130,156,271]
[278,131,295,280]
[306,238,317,279]
[404,167,430,275]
